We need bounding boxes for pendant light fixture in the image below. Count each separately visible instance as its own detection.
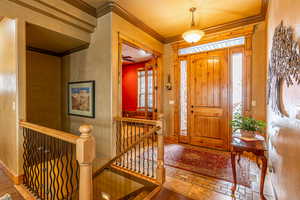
[182,7,205,43]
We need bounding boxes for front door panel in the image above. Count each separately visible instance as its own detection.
[189,50,229,150]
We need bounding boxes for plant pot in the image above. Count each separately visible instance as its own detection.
[241,130,255,138]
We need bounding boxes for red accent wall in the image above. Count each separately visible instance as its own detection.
[122,62,146,111]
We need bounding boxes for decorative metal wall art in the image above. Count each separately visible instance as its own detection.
[268,21,300,116]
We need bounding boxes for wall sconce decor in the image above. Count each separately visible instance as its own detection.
[166,74,172,90]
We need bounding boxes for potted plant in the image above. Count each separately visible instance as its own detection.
[231,112,266,138]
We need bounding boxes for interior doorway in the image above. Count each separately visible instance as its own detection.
[120,41,160,120]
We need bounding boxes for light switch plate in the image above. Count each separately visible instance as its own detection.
[169,100,175,105]
[12,101,16,111]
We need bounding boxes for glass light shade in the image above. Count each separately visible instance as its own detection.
[182,29,205,43]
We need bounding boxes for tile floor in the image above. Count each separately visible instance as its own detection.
[0,168,23,199]
[162,157,274,200]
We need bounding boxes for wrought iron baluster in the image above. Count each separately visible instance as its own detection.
[152,131,155,178]
[38,132,43,198]
[54,138,60,200]
[130,122,133,170]
[59,139,65,199]
[48,136,55,200]
[134,122,137,172]
[122,121,125,167]
[142,124,145,175]
[138,124,141,173]
[65,141,70,199]
[126,121,129,168]
[147,125,150,176]
[116,121,120,165]
[69,143,75,197]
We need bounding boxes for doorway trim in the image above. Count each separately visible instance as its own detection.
[171,26,254,149]
[117,33,163,119]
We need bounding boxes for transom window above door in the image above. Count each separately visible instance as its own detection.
[179,37,245,56]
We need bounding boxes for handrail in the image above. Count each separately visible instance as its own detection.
[93,126,160,177]
[113,116,158,125]
[19,120,79,144]
[20,120,95,200]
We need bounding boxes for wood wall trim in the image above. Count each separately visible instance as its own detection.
[96,0,268,44]
[62,0,96,17]
[173,26,255,51]
[172,30,254,143]
[15,185,37,199]
[0,160,23,185]
[97,1,165,43]
[165,15,264,44]
[27,44,89,57]
[61,44,90,56]
[27,46,62,57]
[19,121,80,144]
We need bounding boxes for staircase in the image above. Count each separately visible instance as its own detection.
[92,116,165,200]
[19,116,165,200]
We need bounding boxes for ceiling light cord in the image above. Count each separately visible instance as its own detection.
[190,7,196,28]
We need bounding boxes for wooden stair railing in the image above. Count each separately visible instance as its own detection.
[19,121,95,200]
[94,115,165,185]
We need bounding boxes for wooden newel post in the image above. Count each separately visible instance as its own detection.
[156,114,165,184]
[76,125,96,200]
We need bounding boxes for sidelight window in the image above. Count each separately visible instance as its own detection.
[231,52,243,116]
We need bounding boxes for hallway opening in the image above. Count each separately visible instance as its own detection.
[120,40,161,120]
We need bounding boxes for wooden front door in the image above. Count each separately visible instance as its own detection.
[189,49,229,150]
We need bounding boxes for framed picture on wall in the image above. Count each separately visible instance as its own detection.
[68,81,95,118]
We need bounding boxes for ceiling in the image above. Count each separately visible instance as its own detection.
[82,0,263,38]
[26,23,88,55]
[122,44,152,65]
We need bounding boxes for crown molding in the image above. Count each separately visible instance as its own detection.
[91,0,268,44]
[165,15,265,43]
[96,1,165,43]
[62,0,96,17]
[8,0,95,33]
[165,0,269,43]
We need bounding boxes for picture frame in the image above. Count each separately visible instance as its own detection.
[68,81,95,118]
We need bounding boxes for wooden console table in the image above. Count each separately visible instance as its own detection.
[231,133,268,200]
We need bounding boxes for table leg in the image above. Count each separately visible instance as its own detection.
[260,155,267,200]
[231,151,237,195]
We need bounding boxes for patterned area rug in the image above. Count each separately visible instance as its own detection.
[164,143,251,187]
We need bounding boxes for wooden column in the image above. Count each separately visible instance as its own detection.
[156,114,165,184]
[244,34,253,117]
[76,125,96,200]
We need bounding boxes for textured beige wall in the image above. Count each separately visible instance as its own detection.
[162,44,175,137]
[0,0,92,43]
[26,51,62,130]
[62,12,164,160]
[252,22,267,121]
[62,13,113,159]
[0,18,18,175]
[162,24,267,137]
[267,0,300,199]
[0,0,96,175]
